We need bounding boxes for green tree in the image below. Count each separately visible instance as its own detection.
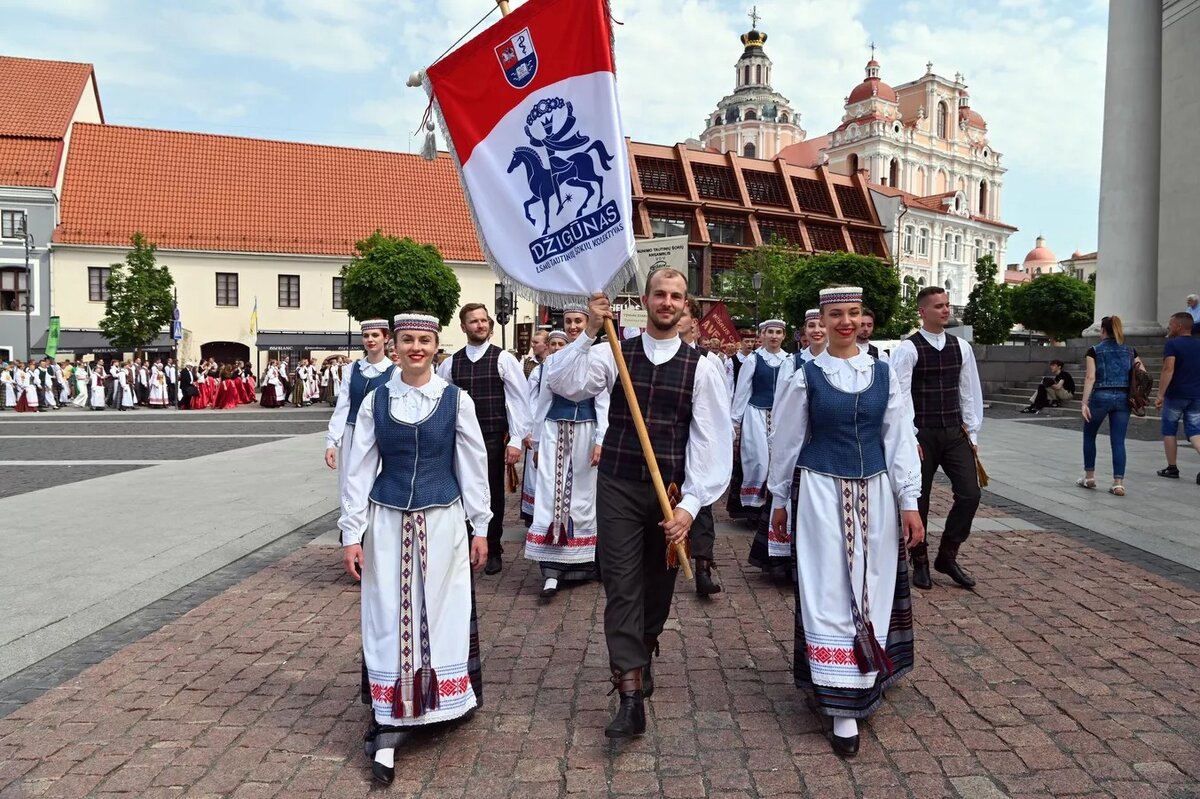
[962,255,1013,345]
[99,232,175,353]
[713,239,805,324]
[341,232,461,325]
[783,251,902,332]
[878,275,920,339]
[1087,271,1097,290]
[1009,273,1095,343]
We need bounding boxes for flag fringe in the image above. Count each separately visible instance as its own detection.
[421,0,637,310]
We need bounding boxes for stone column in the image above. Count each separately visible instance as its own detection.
[1093,0,1163,335]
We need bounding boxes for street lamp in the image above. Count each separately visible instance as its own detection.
[18,213,35,362]
[751,270,764,326]
[494,283,516,350]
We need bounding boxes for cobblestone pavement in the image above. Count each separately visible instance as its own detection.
[1,486,1198,799]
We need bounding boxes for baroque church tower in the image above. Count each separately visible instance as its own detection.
[699,9,804,160]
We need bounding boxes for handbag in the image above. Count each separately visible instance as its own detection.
[1127,349,1153,416]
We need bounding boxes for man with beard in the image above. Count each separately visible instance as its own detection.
[325,320,396,499]
[546,268,731,739]
[438,303,531,575]
[857,308,889,361]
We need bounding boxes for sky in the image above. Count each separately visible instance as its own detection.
[5,0,1109,260]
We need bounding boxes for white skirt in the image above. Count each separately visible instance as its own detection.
[361,501,478,726]
[520,447,536,519]
[90,384,106,408]
[794,470,898,690]
[524,419,598,565]
[739,405,773,508]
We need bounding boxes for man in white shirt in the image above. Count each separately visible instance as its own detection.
[546,269,731,740]
[890,286,984,590]
[437,303,532,576]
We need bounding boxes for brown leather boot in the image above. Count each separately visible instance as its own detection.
[694,557,722,596]
[642,636,659,698]
[934,541,976,589]
[604,669,645,738]
[910,543,932,590]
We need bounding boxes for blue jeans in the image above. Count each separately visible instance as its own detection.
[1162,397,1200,438]
[1083,389,1130,478]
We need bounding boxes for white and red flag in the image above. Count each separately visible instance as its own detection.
[425,0,637,306]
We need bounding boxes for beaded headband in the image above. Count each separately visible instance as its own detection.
[360,318,390,332]
[758,319,785,331]
[819,286,864,306]
[392,313,440,333]
[560,303,590,317]
[548,330,568,341]
[804,308,821,321]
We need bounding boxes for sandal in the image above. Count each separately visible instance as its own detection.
[1109,485,1125,496]
[1076,477,1096,489]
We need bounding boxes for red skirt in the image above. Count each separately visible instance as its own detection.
[15,394,33,413]
[215,379,241,409]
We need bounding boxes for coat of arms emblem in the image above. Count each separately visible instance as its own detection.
[495,28,538,89]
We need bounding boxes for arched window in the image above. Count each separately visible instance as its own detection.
[888,158,899,188]
[712,115,721,128]
[988,241,996,260]
[935,169,948,194]
[917,276,927,287]
[974,238,983,260]
[936,101,948,138]
[918,228,929,256]
[743,142,756,159]
[916,166,926,193]
[954,234,962,261]
[903,225,914,254]
[744,108,757,121]
[979,179,990,217]
[779,112,789,124]
[743,65,751,86]
[943,232,953,259]
[754,64,762,84]
[847,153,860,175]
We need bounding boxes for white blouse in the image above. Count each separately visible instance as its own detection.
[768,349,922,512]
[730,347,789,424]
[338,372,492,546]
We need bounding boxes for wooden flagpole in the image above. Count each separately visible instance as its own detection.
[493,0,692,579]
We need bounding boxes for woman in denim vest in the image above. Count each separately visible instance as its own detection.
[1079,315,1143,495]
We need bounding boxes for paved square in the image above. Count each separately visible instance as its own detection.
[1,483,1198,798]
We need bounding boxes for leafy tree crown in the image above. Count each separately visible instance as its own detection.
[961,255,1013,345]
[99,232,175,351]
[1009,273,1095,343]
[341,232,461,326]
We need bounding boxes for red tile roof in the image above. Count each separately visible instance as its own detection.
[55,124,486,261]
[0,137,62,187]
[0,55,97,138]
[871,184,1018,231]
[776,135,831,168]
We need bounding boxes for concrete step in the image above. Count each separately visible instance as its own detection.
[987,397,1163,421]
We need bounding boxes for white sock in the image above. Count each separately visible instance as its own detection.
[543,578,558,591]
[374,747,394,768]
[833,717,858,738]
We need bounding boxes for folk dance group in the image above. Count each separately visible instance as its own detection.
[326,271,985,783]
[1,358,177,412]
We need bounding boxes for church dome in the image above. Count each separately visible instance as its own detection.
[848,58,897,104]
[1022,236,1058,267]
[957,88,987,129]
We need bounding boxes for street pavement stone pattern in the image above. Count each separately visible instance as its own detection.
[1,484,1199,798]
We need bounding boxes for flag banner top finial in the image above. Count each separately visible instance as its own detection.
[424,0,636,308]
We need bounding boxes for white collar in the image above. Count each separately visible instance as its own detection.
[386,371,446,399]
[919,328,947,344]
[465,341,492,355]
[815,347,874,373]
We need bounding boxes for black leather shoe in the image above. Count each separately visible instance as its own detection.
[604,691,646,738]
[694,559,722,596]
[371,761,395,785]
[934,550,976,589]
[911,558,932,590]
[484,554,502,575]
[831,734,859,758]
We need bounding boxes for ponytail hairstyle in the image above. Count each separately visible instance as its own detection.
[1100,315,1125,344]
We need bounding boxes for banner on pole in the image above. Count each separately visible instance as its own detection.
[699,302,738,346]
[425,0,636,307]
[46,316,60,358]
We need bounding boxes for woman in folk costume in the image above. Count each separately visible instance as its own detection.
[2,364,18,410]
[325,320,395,498]
[525,307,607,600]
[520,331,563,527]
[734,318,789,579]
[289,359,307,406]
[72,363,89,408]
[339,312,490,786]
[117,363,136,410]
[148,363,169,407]
[15,364,38,412]
[305,360,321,404]
[260,360,285,408]
[89,364,107,410]
[768,287,923,758]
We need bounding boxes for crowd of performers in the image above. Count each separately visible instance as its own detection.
[324,270,985,783]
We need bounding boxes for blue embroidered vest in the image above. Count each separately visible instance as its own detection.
[546,393,597,423]
[749,353,781,408]
[795,359,889,480]
[347,362,395,427]
[368,385,462,510]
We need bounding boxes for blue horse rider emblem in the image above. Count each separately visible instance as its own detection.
[508,97,615,235]
[495,28,538,89]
